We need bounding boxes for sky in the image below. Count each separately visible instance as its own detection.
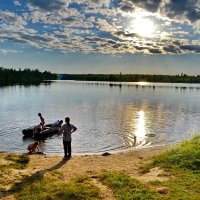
[0,0,200,75]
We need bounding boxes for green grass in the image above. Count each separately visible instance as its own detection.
[99,171,159,200]
[161,169,200,200]
[0,187,7,192]
[140,134,200,200]
[151,134,200,172]
[0,154,29,193]
[4,153,30,169]
[146,168,200,200]
[16,172,101,200]
[2,135,199,199]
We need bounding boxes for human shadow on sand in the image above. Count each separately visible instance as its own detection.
[2,157,70,198]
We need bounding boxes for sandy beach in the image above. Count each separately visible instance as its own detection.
[0,145,170,199]
[28,146,169,180]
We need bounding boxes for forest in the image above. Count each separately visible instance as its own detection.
[60,73,200,83]
[1,67,200,85]
[0,67,56,85]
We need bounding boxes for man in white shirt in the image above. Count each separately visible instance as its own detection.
[52,120,63,128]
[59,117,77,158]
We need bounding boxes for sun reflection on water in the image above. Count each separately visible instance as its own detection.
[137,82,148,86]
[135,111,146,136]
[134,110,149,147]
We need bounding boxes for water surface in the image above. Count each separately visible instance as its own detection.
[0,81,200,155]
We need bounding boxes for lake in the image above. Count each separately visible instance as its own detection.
[0,80,200,156]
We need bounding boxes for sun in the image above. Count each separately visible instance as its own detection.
[130,15,155,37]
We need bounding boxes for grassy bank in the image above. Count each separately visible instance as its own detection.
[140,134,200,200]
[0,135,199,199]
[15,173,101,200]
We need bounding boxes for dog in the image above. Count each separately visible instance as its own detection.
[27,141,39,153]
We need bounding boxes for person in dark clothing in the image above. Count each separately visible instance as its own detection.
[38,113,45,129]
[59,117,77,158]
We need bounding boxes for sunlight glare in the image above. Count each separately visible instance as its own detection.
[135,111,146,138]
[137,82,148,86]
[130,15,155,37]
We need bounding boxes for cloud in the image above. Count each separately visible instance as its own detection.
[96,18,117,32]
[130,0,162,12]
[0,0,200,55]
[163,45,182,54]
[0,48,22,55]
[0,11,27,26]
[27,0,66,11]
[14,1,21,6]
[120,0,200,23]
[148,48,163,54]
[160,0,200,22]
[167,2,199,24]
[180,44,200,52]
[119,1,135,13]
[114,31,145,39]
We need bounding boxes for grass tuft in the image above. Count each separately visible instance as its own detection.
[140,134,200,199]
[152,134,200,172]
[16,172,101,200]
[5,154,29,169]
[99,171,158,200]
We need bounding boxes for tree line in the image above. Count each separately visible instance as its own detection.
[0,67,56,86]
[60,73,200,83]
[1,67,200,85]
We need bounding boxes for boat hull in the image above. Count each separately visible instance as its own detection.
[22,126,59,139]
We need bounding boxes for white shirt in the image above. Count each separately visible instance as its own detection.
[60,123,77,141]
[52,120,60,126]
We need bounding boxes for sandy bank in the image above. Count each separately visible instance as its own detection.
[0,145,170,199]
[29,146,169,179]
[1,146,169,179]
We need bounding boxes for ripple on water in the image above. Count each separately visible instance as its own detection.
[1,81,200,155]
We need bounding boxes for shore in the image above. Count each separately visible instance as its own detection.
[0,145,170,199]
[29,146,169,180]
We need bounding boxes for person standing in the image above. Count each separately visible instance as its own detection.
[59,117,77,158]
[38,113,45,129]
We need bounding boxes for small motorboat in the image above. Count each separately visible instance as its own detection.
[22,124,60,139]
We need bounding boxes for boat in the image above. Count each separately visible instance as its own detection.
[22,124,60,139]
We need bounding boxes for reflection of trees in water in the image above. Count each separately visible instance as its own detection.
[57,80,200,91]
[61,74,200,84]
